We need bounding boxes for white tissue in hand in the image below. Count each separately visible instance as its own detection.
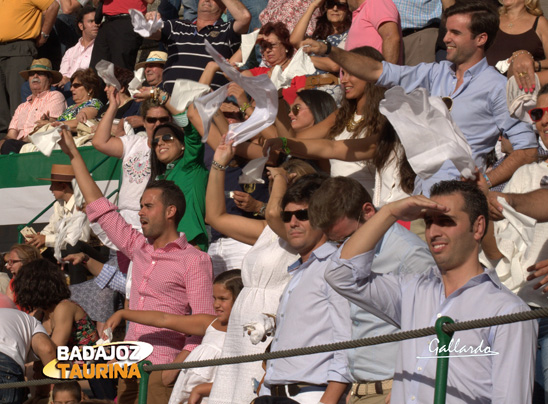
[243,314,276,345]
[129,9,163,37]
[269,47,316,89]
[29,125,62,157]
[236,30,260,67]
[128,67,146,97]
[96,60,121,90]
[238,156,268,184]
[97,327,113,345]
[171,79,210,112]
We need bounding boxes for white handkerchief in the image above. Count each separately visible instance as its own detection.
[129,9,163,38]
[236,30,260,67]
[243,314,276,345]
[54,210,87,262]
[199,40,278,146]
[96,60,121,91]
[29,125,62,157]
[238,156,268,184]
[506,74,540,123]
[123,119,136,137]
[194,84,229,144]
[128,67,145,97]
[269,47,316,89]
[171,79,211,112]
[379,86,475,181]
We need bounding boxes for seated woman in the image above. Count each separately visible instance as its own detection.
[149,123,209,251]
[4,244,41,306]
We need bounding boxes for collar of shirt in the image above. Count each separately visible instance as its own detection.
[62,195,76,214]
[447,57,489,82]
[352,1,367,19]
[27,90,51,103]
[287,242,338,273]
[78,37,95,50]
[191,18,223,35]
[147,233,190,251]
[428,265,503,300]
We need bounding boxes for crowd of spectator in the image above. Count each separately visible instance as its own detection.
[3,0,548,403]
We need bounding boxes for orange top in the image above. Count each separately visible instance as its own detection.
[0,0,54,42]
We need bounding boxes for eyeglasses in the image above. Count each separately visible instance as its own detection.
[326,0,349,10]
[71,82,83,89]
[259,41,282,52]
[529,107,548,122]
[291,104,309,116]
[281,209,309,223]
[5,259,22,267]
[441,96,453,111]
[145,116,170,124]
[151,133,175,147]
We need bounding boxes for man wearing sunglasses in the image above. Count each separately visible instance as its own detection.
[260,173,352,404]
[345,0,402,64]
[304,1,538,198]
[306,177,434,404]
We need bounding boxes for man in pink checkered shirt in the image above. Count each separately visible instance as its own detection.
[57,128,214,404]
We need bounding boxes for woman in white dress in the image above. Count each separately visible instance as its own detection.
[206,138,316,404]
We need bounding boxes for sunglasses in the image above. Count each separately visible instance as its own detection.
[71,82,83,89]
[529,107,548,122]
[291,104,309,116]
[151,133,175,146]
[326,0,348,10]
[281,209,309,223]
[442,96,453,111]
[145,116,170,124]
[259,40,282,52]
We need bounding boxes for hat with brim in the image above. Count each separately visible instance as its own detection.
[135,51,168,70]
[37,164,75,182]
[20,58,63,84]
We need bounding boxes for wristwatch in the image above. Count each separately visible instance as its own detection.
[41,31,50,38]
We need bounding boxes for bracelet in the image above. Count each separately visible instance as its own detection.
[280,137,291,154]
[158,90,168,106]
[323,40,332,55]
[212,160,229,171]
[483,173,492,188]
[536,60,542,72]
[254,203,266,217]
[240,102,251,113]
[510,50,533,64]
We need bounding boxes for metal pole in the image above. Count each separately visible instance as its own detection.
[433,316,455,404]
[138,360,152,404]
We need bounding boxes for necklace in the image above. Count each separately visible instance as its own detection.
[346,113,365,132]
[506,11,527,28]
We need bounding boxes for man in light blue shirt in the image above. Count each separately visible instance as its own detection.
[331,180,536,403]
[260,174,352,404]
[307,177,435,404]
[303,2,537,197]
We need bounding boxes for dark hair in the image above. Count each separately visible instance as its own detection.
[149,123,185,180]
[430,180,489,236]
[538,84,548,98]
[443,1,499,51]
[76,4,96,29]
[71,68,101,99]
[53,381,82,401]
[259,22,295,59]
[328,46,415,194]
[281,172,329,210]
[214,269,243,301]
[311,4,352,40]
[296,90,337,124]
[13,260,71,312]
[140,98,170,118]
[113,65,135,96]
[308,176,372,230]
[145,180,186,227]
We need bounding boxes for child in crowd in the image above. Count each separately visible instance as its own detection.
[51,381,82,404]
[104,270,243,404]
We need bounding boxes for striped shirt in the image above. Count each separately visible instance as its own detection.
[87,197,214,365]
[161,19,241,93]
[9,90,66,140]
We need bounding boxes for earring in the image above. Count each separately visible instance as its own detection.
[88,92,91,96]
[181,147,185,151]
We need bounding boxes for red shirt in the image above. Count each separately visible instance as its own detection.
[87,197,214,365]
[103,0,147,16]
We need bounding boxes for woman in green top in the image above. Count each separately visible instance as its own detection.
[149,122,209,251]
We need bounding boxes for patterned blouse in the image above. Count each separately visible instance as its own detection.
[57,98,103,121]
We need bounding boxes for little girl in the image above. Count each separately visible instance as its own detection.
[104,270,243,404]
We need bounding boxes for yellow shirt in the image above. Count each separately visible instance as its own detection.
[0,0,54,42]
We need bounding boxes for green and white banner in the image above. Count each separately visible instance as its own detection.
[0,147,121,226]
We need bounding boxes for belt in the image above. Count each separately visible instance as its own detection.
[270,383,327,397]
[304,73,339,89]
[402,22,440,37]
[104,13,130,21]
[0,39,32,46]
[350,379,393,397]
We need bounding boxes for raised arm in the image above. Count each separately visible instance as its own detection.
[91,87,124,158]
[289,0,325,48]
[302,38,384,83]
[205,136,266,245]
[222,0,251,34]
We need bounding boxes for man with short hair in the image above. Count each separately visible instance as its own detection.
[308,177,434,404]
[260,174,352,404]
[304,2,538,196]
[0,59,66,154]
[148,0,251,92]
[57,5,98,89]
[58,128,214,404]
[331,181,536,403]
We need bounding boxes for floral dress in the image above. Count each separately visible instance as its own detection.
[57,98,103,121]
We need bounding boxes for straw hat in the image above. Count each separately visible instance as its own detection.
[135,51,168,70]
[37,164,75,182]
[19,58,63,84]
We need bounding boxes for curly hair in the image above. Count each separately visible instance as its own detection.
[71,68,101,99]
[259,22,295,59]
[13,259,70,312]
[327,46,415,194]
[114,65,135,96]
[311,5,352,40]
